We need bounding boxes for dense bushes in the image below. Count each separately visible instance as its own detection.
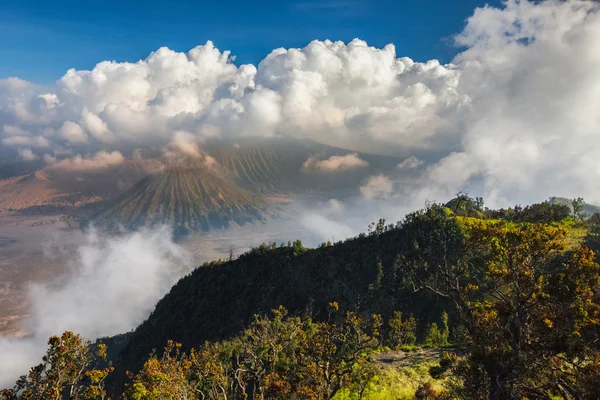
[4,199,600,399]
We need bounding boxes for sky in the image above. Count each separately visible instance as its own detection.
[1,0,600,207]
[0,0,501,83]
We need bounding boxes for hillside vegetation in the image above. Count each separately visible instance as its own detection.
[549,196,600,219]
[3,196,600,399]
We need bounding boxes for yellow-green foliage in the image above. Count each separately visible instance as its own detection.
[442,207,454,217]
[333,362,445,400]
[558,220,588,250]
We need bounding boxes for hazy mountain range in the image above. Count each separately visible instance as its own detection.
[0,138,406,236]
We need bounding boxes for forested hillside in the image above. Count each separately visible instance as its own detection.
[3,197,600,400]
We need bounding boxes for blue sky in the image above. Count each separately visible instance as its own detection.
[0,0,501,84]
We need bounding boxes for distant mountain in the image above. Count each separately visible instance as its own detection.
[85,167,267,236]
[548,196,600,218]
[1,138,408,234]
[0,159,164,214]
[208,138,404,195]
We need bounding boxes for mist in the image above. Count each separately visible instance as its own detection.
[0,225,193,388]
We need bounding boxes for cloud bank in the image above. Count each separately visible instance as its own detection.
[0,0,599,205]
[46,150,125,171]
[0,226,192,388]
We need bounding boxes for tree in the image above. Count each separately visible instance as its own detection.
[402,205,600,398]
[301,310,382,399]
[367,218,387,236]
[127,343,189,400]
[228,245,235,261]
[475,197,484,210]
[424,314,449,348]
[444,191,483,217]
[123,305,383,400]
[440,312,449,347]
[424,323,443,348]
[572,197,585,220]
[0,332,113,400]
[486,201,571,223]
[386,311,417,349]
[292,240,306,256]
[585,213,600,253]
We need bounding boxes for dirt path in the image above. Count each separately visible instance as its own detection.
[373,348,441,368]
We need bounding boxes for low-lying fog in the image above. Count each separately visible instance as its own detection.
[0,192,415,387]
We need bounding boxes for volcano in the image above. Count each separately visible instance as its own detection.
[86,167,267,235]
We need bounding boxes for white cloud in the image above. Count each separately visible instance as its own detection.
[397,156,423,169]
[2,135,49,148]
[421,0,600,206]
[0,226,192,388]
[58,121,88,143]
[0,38,463,154]
[300,213,354,242]
[360,175,393,199]
[43,154,57,164]
[80,108,113,142]
[3,125,29,136]
[17,148,38,161]
[48,151,125,171]
[0,0,598,206]
[303,153,369,171]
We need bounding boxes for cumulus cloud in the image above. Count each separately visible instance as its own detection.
[47,151,125,171]
[421,0,600,206]
[303,153,369,171]
[2,125,50,148]
[0,0,599,206]
[80,108,114,142]
[3,135,50,147]
[360,175,393,199]
[17,148,37,161]
[57,121,88,143]
[397,156,423,169]
[0,36,464,155]
[0,226,192,388]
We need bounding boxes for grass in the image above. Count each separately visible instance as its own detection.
[560,221,588,250]
[333,348,448,400]
[333,362,446,400]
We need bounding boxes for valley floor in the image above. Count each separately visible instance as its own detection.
[0,212,80,337]
[0,199,321,337]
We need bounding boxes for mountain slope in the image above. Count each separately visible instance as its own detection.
[0,159,164,213]
[87,167,267,235]
[0,138,407,217]
[209,138,404,195]
[549,196,600,218]
[107,225,449,391]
